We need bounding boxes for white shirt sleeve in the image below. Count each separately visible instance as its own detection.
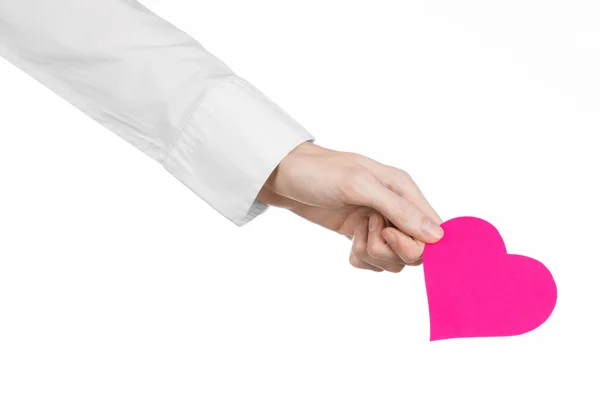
[0,0,315,226]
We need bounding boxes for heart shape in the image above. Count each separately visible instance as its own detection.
[422,216,557,341]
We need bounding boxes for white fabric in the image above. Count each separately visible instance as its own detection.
[0,0,315,226]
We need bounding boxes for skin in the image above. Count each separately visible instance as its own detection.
[257,141,444,273]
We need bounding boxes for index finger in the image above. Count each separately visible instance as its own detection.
[352,176,443,243]
[379,166,443,225]
[352,157,443,225]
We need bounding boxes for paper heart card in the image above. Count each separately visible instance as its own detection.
[422,216,557,341]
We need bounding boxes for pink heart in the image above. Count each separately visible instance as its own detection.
[422,216,557,341]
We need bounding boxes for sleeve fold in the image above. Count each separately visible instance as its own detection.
[163,76,314,226]
[0,0,314,226]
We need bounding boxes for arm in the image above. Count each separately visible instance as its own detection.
[0,0,314,226]
[1,0,444,272]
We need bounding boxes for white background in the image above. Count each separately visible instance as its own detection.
[1,1,599,395]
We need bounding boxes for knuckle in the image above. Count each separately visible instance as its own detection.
[387,264,405,273]
[367,242,385,259]
[340,169,372,199]
[351,242,366,258]
[346,152,365,163]
[378,262,404,273]
[397,168,414,183]
[389,166,410,181]
[348,253,360,268]
[395,197,411,216]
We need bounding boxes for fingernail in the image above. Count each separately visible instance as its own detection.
[422,219,443,240]
[369,215,378,232]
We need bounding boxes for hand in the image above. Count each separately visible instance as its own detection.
[257,142,444,273]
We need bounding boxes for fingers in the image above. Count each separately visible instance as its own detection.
[381,227,424,265]
[351,156,443,225]
[349,252,383,272]
[350,217,406,273]
[367,213,405,262]
[387,167,443,225]
[355,177,443,244]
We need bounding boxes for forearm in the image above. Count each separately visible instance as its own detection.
[0,0,314,225]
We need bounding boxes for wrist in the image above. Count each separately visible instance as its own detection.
[257,141,326,207]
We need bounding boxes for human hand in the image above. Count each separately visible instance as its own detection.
[257,142,444,273]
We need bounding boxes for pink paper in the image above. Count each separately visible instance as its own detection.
[422,216,557,341]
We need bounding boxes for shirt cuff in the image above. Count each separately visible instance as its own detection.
[162,76,315,226]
